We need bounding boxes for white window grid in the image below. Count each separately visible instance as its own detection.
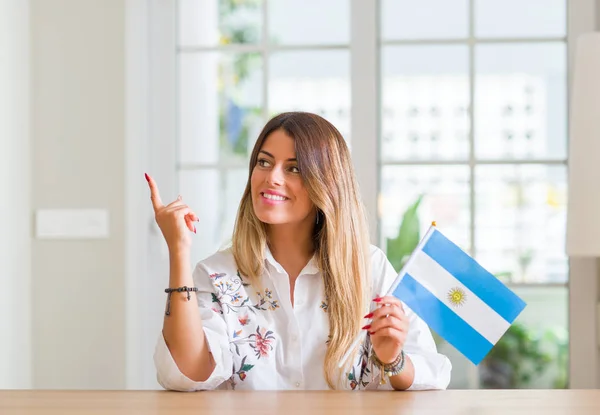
[174,0,568,288]
[377,1,568,288]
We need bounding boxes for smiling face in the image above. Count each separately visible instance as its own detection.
[250,129,315,226]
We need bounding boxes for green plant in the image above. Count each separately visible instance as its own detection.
[386,195,423,272]
[479,322,567,389]
[217,0,263,158]
[219,0,261,46]
[546,326,569,388]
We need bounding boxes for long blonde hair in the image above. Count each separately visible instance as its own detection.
[232,112,371,389]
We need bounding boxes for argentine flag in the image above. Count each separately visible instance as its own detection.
[390,223,527,365]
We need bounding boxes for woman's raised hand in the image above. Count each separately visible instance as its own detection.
[145,173,198,252]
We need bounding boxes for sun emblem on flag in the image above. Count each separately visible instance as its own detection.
[447,287,467,307]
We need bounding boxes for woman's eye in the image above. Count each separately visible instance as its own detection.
[257,159,270,167]
[289,166,300,173]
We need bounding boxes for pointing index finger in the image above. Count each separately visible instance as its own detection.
[145,173,164,211]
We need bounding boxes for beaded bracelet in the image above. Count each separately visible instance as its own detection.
[371,350,405,385]
[164,286,199,316]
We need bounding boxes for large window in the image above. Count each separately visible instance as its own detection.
[173,0,569,389]
[177,0,351,264]
[378,0,567,389]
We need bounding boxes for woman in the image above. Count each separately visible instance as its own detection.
[148,112,451,391]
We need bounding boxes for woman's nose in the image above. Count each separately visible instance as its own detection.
[266,166,284,186]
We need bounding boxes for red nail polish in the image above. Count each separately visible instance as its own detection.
[373,297,382,303]
[364,313,373,319]
[144,173,150,182]
[362,324,371,330]
[193,227,197,234]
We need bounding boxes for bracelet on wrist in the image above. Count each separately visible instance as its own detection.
[371,350,406,384]
[164,286,198,316]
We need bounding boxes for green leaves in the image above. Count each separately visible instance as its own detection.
[386,195,423,272]
[241,364,254,372]
[480,322,557,388]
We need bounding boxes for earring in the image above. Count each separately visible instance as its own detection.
[316,211,320,225]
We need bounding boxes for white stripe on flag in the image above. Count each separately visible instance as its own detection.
[403,250,510,345]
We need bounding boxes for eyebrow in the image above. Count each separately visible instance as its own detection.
[259,150,297,162]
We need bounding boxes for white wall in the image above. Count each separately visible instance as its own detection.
[30,0,126,389]
[1,0,129,390]
[0,0,32,389]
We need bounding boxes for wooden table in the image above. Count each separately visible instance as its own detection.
[2,390,600,414]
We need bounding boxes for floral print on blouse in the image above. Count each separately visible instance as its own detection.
[154,245,452,391]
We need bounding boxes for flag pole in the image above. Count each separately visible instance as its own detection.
[337,221,438,368]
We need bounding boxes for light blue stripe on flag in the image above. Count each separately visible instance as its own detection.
[422,230,526,323]
[394,273,493,365]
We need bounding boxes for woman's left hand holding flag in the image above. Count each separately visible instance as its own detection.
[364,296,409,364]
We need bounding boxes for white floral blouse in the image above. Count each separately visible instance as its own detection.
[154,245,452,391]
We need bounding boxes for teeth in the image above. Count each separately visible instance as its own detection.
[263,193,286,201]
